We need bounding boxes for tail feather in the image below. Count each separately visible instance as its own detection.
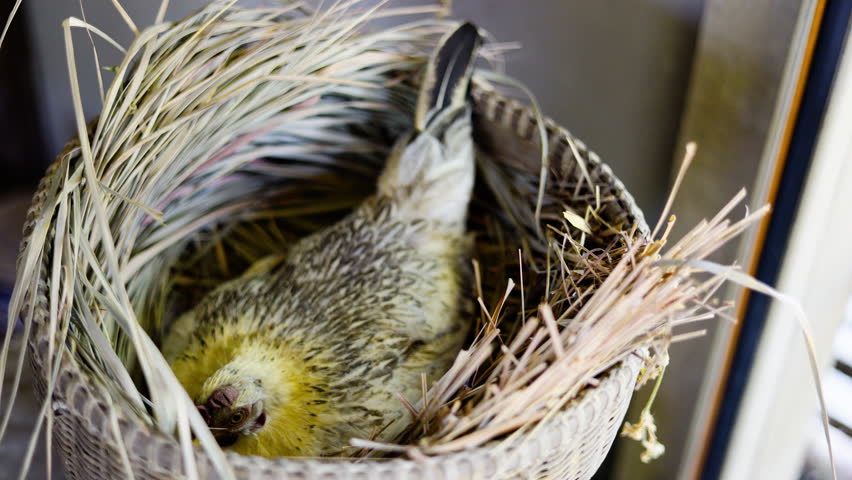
[414,22,481,131]
[375,22,480,229]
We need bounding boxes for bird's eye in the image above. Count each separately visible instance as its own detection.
[230,411,245,424]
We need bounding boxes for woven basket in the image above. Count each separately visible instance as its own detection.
[22,85,647,479]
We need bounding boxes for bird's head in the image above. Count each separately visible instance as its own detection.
[196,380,267,447]
[171,336,328,456]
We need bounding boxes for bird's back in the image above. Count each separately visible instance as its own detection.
[164,22,481,457]
[171,200,471,453]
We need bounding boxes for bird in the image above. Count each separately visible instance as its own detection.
[162,22,482,458]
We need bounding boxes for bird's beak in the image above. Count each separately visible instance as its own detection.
[195,386,246,447]
[196,385,241,427]
[207,385,240,409]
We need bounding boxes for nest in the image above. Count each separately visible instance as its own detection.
[2,2,773,479]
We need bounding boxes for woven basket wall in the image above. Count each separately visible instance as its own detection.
[21,86,648,480]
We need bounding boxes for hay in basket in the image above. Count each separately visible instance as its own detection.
[0,1,834,479]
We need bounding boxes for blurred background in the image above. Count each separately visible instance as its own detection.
[1,0,851,479]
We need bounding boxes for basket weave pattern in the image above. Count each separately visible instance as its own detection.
[22,88,646,479]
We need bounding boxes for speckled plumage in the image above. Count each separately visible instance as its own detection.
[163,23,481,458]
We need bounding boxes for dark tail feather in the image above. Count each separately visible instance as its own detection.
[414,22,481,131]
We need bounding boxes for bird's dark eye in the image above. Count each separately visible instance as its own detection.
[230,411,245,424]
